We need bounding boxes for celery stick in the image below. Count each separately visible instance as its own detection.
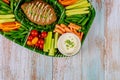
[54,32,59,48]
[48,32,52,50]
[43,32,52,52]
[75,3,91,8]
[66,11,89,16]
[66,1,88,9]
[69,3,91,9]
[66,8,89,13]
[49,39,55,56]
[0,14,15,18]
[0,19,15,23]
[43,38,48,52]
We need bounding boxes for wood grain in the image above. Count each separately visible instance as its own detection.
[105,0,120,80]
[0,0,120,80]
[0,35,53,80]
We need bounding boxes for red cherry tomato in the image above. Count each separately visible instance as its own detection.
[39,44,43,49]
[41,32,47,38]
[30,30,38,37]
[28,35,34,41]
[38,34,44,39]
[37,39,44,45]
[35,43,39,47]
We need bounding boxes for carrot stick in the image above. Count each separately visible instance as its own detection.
[68,23,81,30]
[2,26,20,31]
[15,21,21,26]
[60,24,67,28]
[59,0,77,6]
[3,0,9,4]
[54,28,64,34]
[55,24,65,32]
[0,22,21,28]
[64,27,71,32]
[0,21,21,32]
[80,32,84,41]
[73,29,80,36]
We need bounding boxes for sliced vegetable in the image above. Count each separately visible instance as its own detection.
[0,14,15,18]
[54,32,59,48]
[0,19,15,23]
[48,32,52,50]
[68,23,81,30]
[66,0,89,9]
[43,32,52,52]
[54,23,83,41]
[2,0,9,4]
[58,0,77,6]
[0,21,21,31]
[49,39,55,56]
[43,37,48,52]
[65,0,91,16]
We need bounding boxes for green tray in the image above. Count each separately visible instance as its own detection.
[0,0,96,57]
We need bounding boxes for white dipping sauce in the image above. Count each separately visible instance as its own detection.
[57,33,81,56]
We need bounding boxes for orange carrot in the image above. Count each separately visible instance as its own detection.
[3,0,9,4]
[55,24,65,32]
[73,29,80,36]
[80,32,84,41]
[64,27,71,32]
[0,21,21,32]
[15,21,21,26]
[2,26,20,31]
[54,28,64,34]
[60,24,67,28]
[54,23,84,41]
[68,23,81,30]
[58,0,77,6]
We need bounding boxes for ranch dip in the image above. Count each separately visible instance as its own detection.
[57,33,81,56]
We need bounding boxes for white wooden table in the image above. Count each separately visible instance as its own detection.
[0,0,120,80]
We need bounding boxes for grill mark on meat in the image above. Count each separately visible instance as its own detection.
[21,1,57,25]
[38,3,45,21]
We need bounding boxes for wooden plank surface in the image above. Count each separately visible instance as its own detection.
[0,0,120,80]
[0,35,53,80]
[105,0,120,80]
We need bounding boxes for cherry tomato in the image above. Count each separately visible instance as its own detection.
[39,44,43,49]
[32,37,38,45]
[41,32,47,38]
[38,34,44,39]
[27,41,33,46]
[30,30,38,37]
[35,43,39,47]
[37,39,44,45]
[27,35,34,41]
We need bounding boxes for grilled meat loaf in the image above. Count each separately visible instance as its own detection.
[21,1,57,26]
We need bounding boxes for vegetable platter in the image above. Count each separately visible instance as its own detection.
[0,0,96,57]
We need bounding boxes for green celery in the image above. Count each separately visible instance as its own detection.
[66,11,89,16]
[49,39,55,56]
[0,14,15,18]
[0,19,15,23]
[66,8,89,13]
[43,38,48,52]
[48,32,52,50]
[54,32,59,48]
[66,1,88,10]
